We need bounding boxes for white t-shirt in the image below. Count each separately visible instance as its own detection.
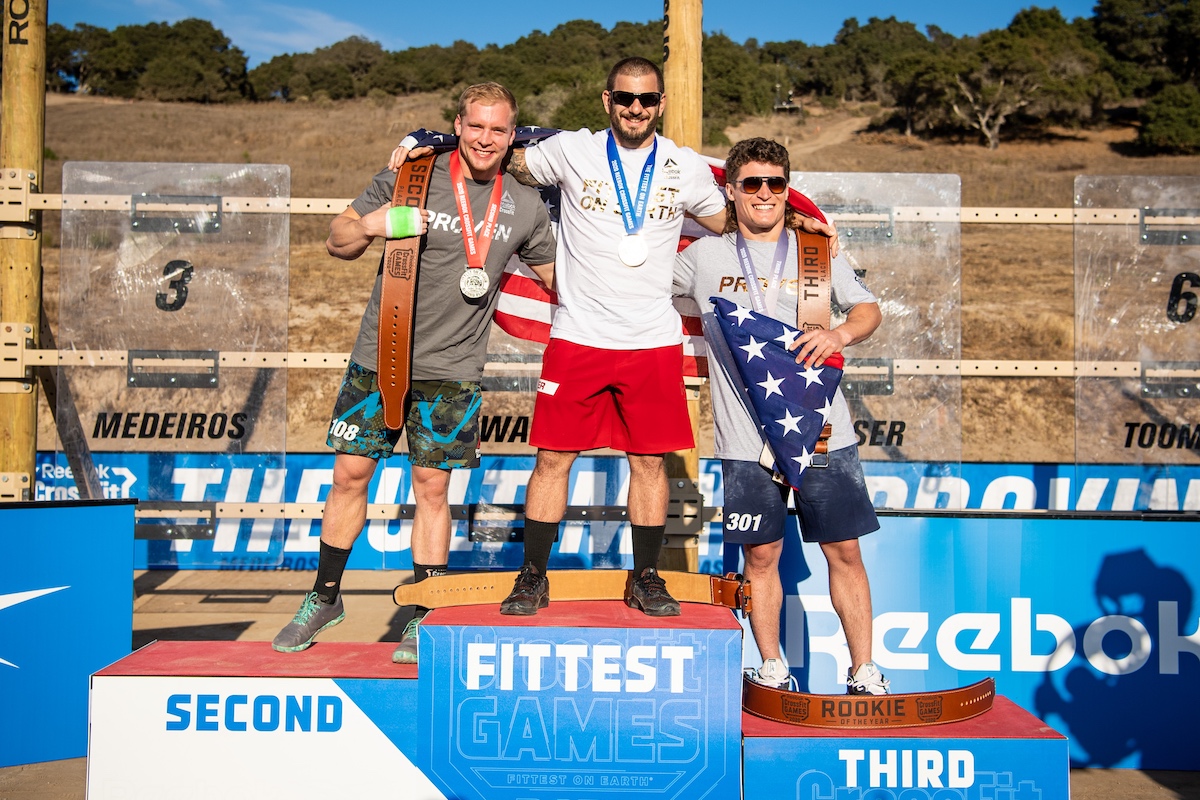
[523,129,727,349]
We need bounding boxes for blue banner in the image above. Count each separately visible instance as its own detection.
[762,514,1200,770]
[1,501,134,766]
[33,453,1200,570]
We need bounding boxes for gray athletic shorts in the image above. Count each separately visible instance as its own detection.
[326,360,482,469]
[721,447,879,545]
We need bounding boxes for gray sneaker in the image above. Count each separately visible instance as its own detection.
[750,658,794,689]
[847,661,891,695]
[392,614,423,664]
[272,592,345,652]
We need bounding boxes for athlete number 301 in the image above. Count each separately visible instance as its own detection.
[725,513,763,532]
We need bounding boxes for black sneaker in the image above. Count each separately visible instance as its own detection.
[500,565,549,615]
[626,567,681,616]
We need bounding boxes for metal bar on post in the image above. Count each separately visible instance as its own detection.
[0,0,46,497]
[661,0,704,572]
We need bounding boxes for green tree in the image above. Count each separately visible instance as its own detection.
[1092,0,1174,94]
[947,32,1043,148]
[944,9,1117,148]
[1138,82,1200,151]
[317,36,386,95]
[550,83,610,131]
[249,54,295,101]
[886,49,954,136]
[703,33,773,142]
[78,18,247,101]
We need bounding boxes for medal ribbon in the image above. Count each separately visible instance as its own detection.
[734,229,791,316]
[449,149,504,271]
[607,132,657,236]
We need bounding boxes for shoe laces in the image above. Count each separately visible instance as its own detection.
[402,616,421,639]
[513,565,543,594]
[636,567,669,596]
[292,592,322,624]
[849,662,890,691]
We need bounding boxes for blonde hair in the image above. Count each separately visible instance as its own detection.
[457,82,518,122]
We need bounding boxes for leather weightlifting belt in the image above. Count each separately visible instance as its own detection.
[743,675,995,729]
[378,154,434,430]
[394,569,751,614]
[796,230,834,454]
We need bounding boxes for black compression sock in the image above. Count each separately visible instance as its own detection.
[313,540,353,604]
[412,562,448,583]
[522,518,560,574]
[631,524,666,576]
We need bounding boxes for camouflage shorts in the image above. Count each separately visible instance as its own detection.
[326,361,482,469]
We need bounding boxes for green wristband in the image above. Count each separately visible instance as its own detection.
[385,206,422,239]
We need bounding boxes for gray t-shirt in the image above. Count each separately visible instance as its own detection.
[673,232,878,461]
[349,156,556,380]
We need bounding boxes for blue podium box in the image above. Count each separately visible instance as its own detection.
[417,601,745,800]
[743,695,1069,798]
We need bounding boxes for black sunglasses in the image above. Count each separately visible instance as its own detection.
[735,176,789,195]
[610,90,662,108]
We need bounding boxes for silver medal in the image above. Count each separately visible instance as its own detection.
[618,234,648,267]
[460,269,489,299]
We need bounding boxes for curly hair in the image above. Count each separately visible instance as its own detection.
[722,137,796,234]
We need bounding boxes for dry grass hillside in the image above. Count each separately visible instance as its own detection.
[28,93,1200,461]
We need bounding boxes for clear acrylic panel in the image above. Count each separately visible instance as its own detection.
[1075,176,1200,508]
[792,172,963,507]
[58,162,290,565]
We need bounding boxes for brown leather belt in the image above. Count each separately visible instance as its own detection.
[378,154,434,430]
[797,230,834,455]
[394,569,751,613]
[742,675,995,729]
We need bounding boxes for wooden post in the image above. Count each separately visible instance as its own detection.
[662,0,703,150]
[661,0,704,572]
[0,0,46,497]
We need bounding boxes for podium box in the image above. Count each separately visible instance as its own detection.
[743,695,1069,797]
[417,601,745,800]
[87,602,745,800]
[87,641,432,799]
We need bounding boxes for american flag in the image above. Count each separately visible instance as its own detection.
[709,296,844,491]
[494,155,827,379]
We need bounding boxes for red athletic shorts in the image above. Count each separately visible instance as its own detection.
[530,339,695,454]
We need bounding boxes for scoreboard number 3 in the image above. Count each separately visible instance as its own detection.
[156,259,194,312]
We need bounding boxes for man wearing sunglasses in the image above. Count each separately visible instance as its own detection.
[673,137,888,695]
[389,58,837,618]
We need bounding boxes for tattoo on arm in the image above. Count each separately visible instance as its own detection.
[506,149,542,187]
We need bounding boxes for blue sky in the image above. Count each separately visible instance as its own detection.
[49,0,1100,67]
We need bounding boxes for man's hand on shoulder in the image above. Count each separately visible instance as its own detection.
[388,144,436,172]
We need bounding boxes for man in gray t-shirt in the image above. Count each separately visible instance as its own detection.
[674,137,890,696]
[272,83,556,661]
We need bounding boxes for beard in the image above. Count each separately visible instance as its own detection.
[609,107,658,148]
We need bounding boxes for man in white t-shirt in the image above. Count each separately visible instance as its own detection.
[391,58,837,617]
[497,58,842,617]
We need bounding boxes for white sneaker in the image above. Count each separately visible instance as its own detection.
[847,662,891,695]
[750,658,792,689]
